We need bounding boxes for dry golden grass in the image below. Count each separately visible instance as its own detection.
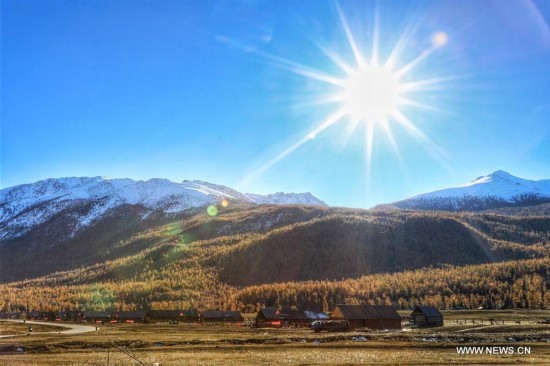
[2,344,550,365]
[1,310,549,365]
[0,321,66,336]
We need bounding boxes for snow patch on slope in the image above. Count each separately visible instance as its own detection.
[415,170,550,200]
[246,192,327,206]
[0,177,326,240]
[392,171,550,211]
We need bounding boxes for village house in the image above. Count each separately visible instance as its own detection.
[330,304,402,330]
[282,309,330,327]
[82,311,112,323]
[112,311,148,323]
[255,308,283,327]
[256,308,330,328]
[200,310,243,323]
[410,306,443,327]
[147,309,200,323]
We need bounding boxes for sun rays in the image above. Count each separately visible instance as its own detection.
[244,2,455,188]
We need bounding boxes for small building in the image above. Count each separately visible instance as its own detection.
[56,311,70,321]
[410,306,443,327]
[147,309,200,323]
[112,311,148,323]
[26,311,40,320]
[82,311,112,323]
[38,311,58,321]
[64,310,82,322]
[280,309,330,327]
[305,311,330,322]
[279,309,308,327]
[256,308,283,327]
[330,304,402,330]
[201,310,243,323]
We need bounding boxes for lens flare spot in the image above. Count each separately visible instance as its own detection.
[164,223,182,238]
[207,205,218,216]
[432,31,448,48]
[221,198,230,208]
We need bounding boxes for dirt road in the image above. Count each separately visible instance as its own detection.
[0,319,97,338]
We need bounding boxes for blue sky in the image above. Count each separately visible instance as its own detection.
[2,0,550,208]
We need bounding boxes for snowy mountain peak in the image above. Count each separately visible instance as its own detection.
[390,171,550,211]
[491,170,514,178]
[466,170,526,187]
[0,177,326,241]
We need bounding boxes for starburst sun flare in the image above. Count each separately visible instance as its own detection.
[246,3,452,184]
[340,65,400,123]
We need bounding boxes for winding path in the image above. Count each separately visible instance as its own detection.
[0,319,97,338]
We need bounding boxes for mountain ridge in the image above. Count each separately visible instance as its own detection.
[389,170,550,211]
[0,176,326,241]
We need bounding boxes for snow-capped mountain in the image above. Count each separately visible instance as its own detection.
[391,170,550,211]
[0,177,326,240]
[245,192,325,205]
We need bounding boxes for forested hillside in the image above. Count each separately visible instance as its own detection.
[1,204,549,312]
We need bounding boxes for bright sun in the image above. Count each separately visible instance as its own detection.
[341,66,400,123]
[246,3,450,185]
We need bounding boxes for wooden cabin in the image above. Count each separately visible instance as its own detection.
[256,308,283,327]
[112,311,148,323]
[82,311,112,323]
[281,309,308,327]
[410,306,443,327]
[2,311,24,319]
[279,309,330,327]
[38,311,59,321]
[201,310,243,323]
[331,304,402,330]
[56,311,70,321]
[147,309,199,323]
[68,310,82,322]
[26,311,40,320]
[304,311,330,322]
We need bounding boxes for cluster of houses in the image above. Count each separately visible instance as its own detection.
[0,309,238,324]
[256,305,442,329]
[0,305,444,329]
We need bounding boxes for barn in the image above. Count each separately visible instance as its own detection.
[112,311,148,323]
[66,310,82,322]
[278,309,307,327]
[38,311,58,321]
[282,309,330,327]
[147,309,200,323]
[256,308,283,327]
[330,304,402,330]
[256,308,330,327]
[201,310,243,323]
[305,311,330,322]
[410,306,443,327]
[26,311,40,320]
[82,311,112,323]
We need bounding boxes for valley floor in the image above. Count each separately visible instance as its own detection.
[0,310,549,365]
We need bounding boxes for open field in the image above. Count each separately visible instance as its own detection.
[0,321,66,336]
[0,310,549,365]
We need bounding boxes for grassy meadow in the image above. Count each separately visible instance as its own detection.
[0,310,548,365]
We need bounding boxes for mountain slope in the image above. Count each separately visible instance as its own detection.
[0,206,548,311]
[1,173,549,312]
[0,204,330,282]
[390,171,550,211]
[2,204,549,284]
[0,177,326,241]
